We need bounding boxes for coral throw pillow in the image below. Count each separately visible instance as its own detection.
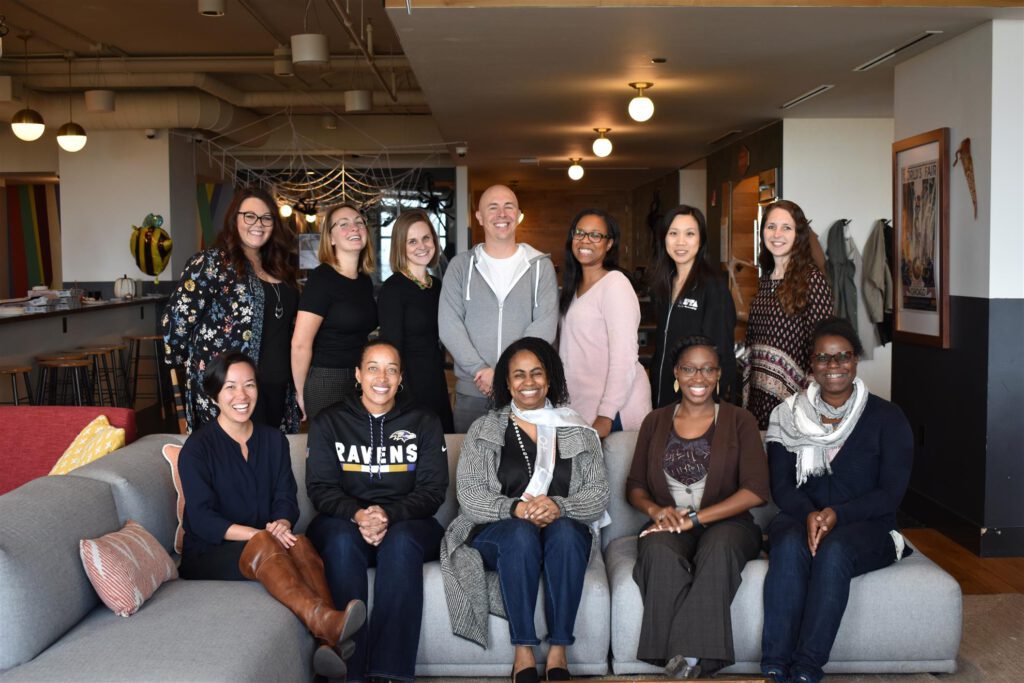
[79,520,178,617]
[161,443,185,554]
[49,415,126,475]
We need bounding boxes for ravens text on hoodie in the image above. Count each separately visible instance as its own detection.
[438,243,558,399]
[305,394,449,523]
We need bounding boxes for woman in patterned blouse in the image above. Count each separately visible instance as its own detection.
[162,187,300,433]
[744,200,833,430]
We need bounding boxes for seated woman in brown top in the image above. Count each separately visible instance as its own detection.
[627,335,770,679]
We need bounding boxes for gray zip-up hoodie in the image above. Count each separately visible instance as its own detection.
[438,243,558,398]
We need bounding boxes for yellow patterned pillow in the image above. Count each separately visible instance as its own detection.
[49,415,126,475]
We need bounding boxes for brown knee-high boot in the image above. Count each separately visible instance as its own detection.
[239,531,365,650]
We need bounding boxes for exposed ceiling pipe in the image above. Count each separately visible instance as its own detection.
[325,0,399,103]
[2,55,412,75]
[19,73,426,109]
[0,90,272,147]
[6,0,130,58]
[236,0,288,46]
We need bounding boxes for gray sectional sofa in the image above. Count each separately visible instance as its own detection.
[0,430,961,680]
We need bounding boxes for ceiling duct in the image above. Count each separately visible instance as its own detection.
[780,84,834,110]
[853,31,943,72]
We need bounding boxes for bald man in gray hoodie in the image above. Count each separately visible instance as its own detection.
[439,185,558,432]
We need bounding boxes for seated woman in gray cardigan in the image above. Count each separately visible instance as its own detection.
[440,337,610,683]
[627,335,770,679]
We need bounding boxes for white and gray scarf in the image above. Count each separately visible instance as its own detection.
[765,378,868,487]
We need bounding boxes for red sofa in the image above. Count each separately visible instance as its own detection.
[0,406,137,495]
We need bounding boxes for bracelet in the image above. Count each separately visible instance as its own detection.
[688,509,704,529]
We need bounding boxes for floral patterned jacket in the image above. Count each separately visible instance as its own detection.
[161,248,299,433]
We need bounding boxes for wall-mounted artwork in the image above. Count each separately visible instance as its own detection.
[892,127,950,348]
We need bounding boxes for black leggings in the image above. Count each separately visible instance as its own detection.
[179,541,248,581]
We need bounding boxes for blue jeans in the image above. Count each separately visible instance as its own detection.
[471,517,591,646]
[307,515,443,682]
[761,512,899,683]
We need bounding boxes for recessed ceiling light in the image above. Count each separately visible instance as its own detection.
[853,30,943,71]
[780,84,834,110]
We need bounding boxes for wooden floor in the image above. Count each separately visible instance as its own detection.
[903,528,1024,594]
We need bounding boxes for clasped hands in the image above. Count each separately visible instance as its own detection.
[354,505,389,546]
[265,519,297,549]
[473,367,495,396]
[515,493,560,528]
[805,507,837,556]
[642,505,695,536]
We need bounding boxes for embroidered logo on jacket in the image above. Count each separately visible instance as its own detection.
[389,429,416,443]
[334,442,418,473]
[677,297,699,311]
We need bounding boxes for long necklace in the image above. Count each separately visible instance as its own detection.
[404,269,432,290]
[268,281,284,319]
[510,417,533,478]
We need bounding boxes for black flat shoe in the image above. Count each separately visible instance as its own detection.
[545,666,571,681]
[512,666,541,683]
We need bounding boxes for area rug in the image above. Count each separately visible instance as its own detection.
[420,594,1024,683]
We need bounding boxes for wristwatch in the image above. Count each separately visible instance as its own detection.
[687,509,704,529]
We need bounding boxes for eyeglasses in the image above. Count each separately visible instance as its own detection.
[237,212,274,228]
[812,351,855,365]
[330,219,367,232]
[677,365,721,378]
[572,229,609,242]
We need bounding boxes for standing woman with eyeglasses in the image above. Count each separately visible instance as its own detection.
[627,335,769,679]
[649,206,738,409]
[291,203,378,422]
[558,209,651,437]
[744,200,832,430]
[163,187,300,433]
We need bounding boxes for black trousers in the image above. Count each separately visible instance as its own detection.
[179,540,248,581]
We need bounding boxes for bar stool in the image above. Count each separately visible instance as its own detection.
[36,357,93,406]
[0,365,34,405]
[35,352,87,405]
[125,334,170,418]
[78,345,126,407]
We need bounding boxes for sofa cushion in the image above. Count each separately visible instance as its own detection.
[69,435,184,555]
[1,580,313,682]
[80,520,178,617]
[605,535,962,675]
[0,476,120,671]
[50,415,126,475]
[0,406,137,495]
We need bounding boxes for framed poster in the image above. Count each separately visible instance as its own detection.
[298,233,321,270]
[892,127,950,348]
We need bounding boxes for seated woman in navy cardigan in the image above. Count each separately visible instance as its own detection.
[760,318,913,683]
[179,351,365,680]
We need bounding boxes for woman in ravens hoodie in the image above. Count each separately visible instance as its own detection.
[305,340,449,683]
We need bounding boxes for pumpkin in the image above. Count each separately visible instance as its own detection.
[130,213,173,283]
[114,274,136,299]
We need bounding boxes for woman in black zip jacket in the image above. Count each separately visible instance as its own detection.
[649,206,737,408]
[305,340,449,683]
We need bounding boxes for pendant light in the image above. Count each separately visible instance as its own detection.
[279,204,294,218]
[567,158,584,181]
[592,128,613,157]
[627,82,654,123]
[11,35,45,142]
[56,57,87,152]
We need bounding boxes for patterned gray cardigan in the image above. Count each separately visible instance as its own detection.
[439,406,611,647]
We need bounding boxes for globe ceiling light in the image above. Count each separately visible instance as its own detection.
[567,158,584,181]
[56,122,88,152]
[628,82,654,123]
[11,108,45,142]
[592,128,612,157]
[279,204,294,218]
[305,212,318,224]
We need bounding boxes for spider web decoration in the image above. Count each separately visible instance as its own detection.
[416,172,455,223]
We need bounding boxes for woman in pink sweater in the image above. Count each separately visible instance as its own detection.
[558,209,652,437]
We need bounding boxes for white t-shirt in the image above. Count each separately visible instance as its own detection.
[477,245,527,303]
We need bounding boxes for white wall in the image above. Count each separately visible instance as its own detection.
[59,130,172,282]
[168,133,200,279]
[679,159,707,222]
[989,19,1024,300]
[895,22,994,300]
[0,129,59,173]
[782,118,894,399]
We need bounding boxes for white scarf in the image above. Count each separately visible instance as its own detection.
[510,400,610,529]
[765,377,869,487]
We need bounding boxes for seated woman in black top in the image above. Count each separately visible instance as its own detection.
[440,337,611,683]
[305,341,449,683]
[292,202,378,421]
[760,318,913,683]
[179,351,365,680]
